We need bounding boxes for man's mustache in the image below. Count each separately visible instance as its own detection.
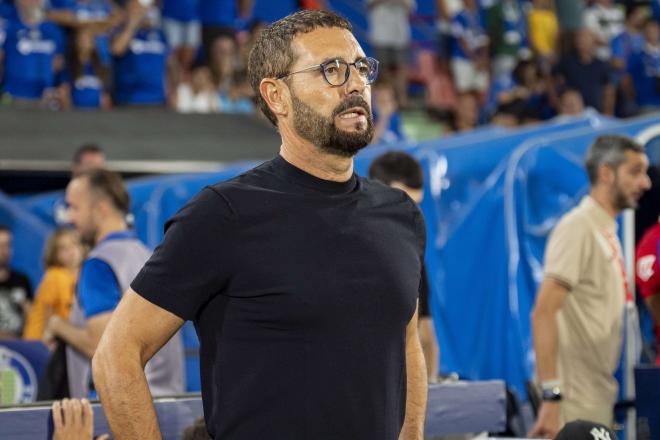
[332,96,372,119]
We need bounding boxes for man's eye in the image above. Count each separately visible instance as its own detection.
[325,65,339,74]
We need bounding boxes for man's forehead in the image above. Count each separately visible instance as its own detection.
[67,177,87,196]
[290,27,364,66]
[623,150,649,165]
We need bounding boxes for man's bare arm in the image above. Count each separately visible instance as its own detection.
[527,277,569,438]
[46,313,111,359]
[399,301,427,440]
[92,288,184,440]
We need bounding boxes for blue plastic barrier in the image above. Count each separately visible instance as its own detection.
[0,381,506,439]
[5,114,660,399]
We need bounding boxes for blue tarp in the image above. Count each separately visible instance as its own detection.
[4,113,660,397]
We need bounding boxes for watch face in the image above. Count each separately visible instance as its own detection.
[541,387,563,401]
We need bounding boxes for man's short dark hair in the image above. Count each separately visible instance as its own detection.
[72,143,104,165]
[368,151,424,189]
[247,10,352,126]
[78,169,130,215]
[585,134,645,185]
[0,224,10,235]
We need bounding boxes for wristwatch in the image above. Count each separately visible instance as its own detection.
[541,385,563,402]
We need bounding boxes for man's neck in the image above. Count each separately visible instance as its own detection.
[95,217,129,245]
[590,188,619,219]
[279,127,354,183]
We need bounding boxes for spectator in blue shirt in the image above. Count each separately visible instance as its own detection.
[626,18,660,112]
[45,0,122,74]
[110,2,171,106]
[371,79,406,145]
[0,0,66,105]
[162,0,200,73]
[68,28,110,109]
[450,0,489,94]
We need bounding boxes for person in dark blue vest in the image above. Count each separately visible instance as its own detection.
[110,2,170,106]
[0,0,65,105]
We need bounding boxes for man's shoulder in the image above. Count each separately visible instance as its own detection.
[90,236,150,262]
[552,204,594,237]
[638,223,660,253]
[359,176,420,212]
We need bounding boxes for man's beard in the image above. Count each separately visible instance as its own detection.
[80,228,97,248]
[612,177,637,211]
[291,93,374,158]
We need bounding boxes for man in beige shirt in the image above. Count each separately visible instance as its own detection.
[529,134,651,438]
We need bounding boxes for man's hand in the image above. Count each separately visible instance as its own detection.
[52,398,109,440]
[43,315,60,351]
[527,401,561,439]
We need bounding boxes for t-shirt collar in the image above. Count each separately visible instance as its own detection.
[271,155,357,195]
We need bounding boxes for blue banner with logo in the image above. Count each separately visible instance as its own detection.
[0,340,50,404]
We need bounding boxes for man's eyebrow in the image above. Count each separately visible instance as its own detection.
[318,56,367,65]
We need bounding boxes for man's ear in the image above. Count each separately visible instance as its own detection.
[260,78,289,121]
[597,163,615,186]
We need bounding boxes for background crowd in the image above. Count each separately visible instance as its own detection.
[2,0,660,137]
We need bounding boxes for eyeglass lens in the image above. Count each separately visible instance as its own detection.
[322,58,378,86]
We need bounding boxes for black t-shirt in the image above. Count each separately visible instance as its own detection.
[132,155,426,440]
[0,270,33,336]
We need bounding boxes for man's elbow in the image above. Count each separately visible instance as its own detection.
[92,340,112,389]
[531,299,550,325]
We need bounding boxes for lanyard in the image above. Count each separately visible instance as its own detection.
[602,230,633,303]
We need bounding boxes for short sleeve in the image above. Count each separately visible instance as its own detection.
[78,258,121,318]
[131,187,237,321]
[543,217,589,290]
[636,238,660,300]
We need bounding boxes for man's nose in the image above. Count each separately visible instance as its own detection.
[344,65,367,96]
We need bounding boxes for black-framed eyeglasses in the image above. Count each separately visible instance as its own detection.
[277,57,379,86]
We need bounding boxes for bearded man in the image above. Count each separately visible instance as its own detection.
[92,10,427,440]
[529,135,651,437]
[47,169,184,399]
